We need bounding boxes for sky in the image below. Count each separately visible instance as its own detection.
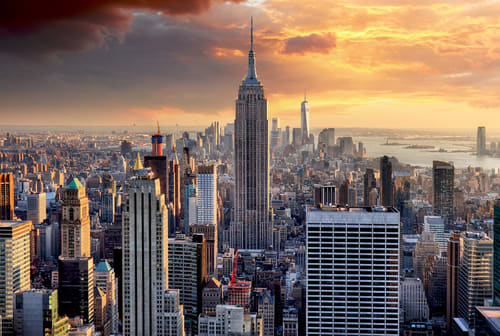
[2,0,500,129]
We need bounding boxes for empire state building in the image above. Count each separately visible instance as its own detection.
[231,18,272,250]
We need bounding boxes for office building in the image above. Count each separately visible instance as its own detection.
[168,233,207,332]
[169,158,181,231]
[317,128,335,153]
[190,223,217,276]
[122,170,169,336]
[477,126,486,156]
[363,168,377,206]
[232,19,272,250]
[306,206,399,335]
[423,216,450,254]
[475,306,500,336]
[198,305,263,336]
[457,232,493,329]
[432,161,454,228]
[446,232,461,330]
[202,278,223,315]
[95,261,119,334]
[164,289,185,336]
[400,277,429,322]
[313,184,336,206]
[0,220,31,335]
[58,257,94,324]
[413,232,440,281]
[0,173,14,220]
[197,165,217,225]
[27,192,46,226]
[380,156,393,206]
[14,289,69,336]
[252,288,274,336]
[301,96,310,144]
[494,200,500,306]
[61,178,90,258]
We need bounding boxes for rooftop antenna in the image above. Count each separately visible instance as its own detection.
[157,120,160,134]
[250,16,254,51]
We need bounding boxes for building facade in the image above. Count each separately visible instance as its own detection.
[306,206,400,335]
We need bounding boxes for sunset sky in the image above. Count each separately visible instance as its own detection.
[2,0,500,128]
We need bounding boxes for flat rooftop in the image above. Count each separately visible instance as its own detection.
[307,205,398,213]
[0,220,31,228]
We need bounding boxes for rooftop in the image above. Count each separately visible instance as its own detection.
[0,220,31,228]
[67,178,84,190]
[307,205,398,213]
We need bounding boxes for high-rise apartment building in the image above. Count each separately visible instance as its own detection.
[380,156,393,206]
[14,289,69,336]
[306,206,400,335]
[0,220,31,335]
[232,19,272,250]
[457,232,493,329]
[477,126,486,156]
[0,173,14,220]
[61,178,90,258]
[27,192,46,226]
[197,165,217,225]
[301,97,310,145]
[122,170,169,336]
[433,161,454,228]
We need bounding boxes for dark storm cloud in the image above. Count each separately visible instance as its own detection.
[282,32,336,55]
[0,0,242,57]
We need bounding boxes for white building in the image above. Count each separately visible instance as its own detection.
[122,170,169,336]
[198,305,262,336]
[423,216,450,254]
[400,277,430,322]
[164,290,185,336]
[306,206,400,335]
[301,98,310,144]
[197,165,217,225]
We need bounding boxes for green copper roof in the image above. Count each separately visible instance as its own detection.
[96,260,112,272]
[67,178,84,190]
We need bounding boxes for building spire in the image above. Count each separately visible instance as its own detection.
[243,17,259,85]
[157,120,160,134]
[251,16,254,51]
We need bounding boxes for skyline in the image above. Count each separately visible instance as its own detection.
[3,0,500,128]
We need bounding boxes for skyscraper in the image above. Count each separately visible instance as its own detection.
[195,165,218,275]
[0,173,14,220]
[58,257,95,324]
[95,261,119,334]
[145,123,169,201]
[477,126,486,156]
[0,220,31,335]
[122,170,169,336]
[457,232,492,329]
[306,206,400,335]
[363,168,377,206]
[27,192,46,226]
[433,161,454,228]
[446,232,461,330]
[60,178,90,258]
[380,155,393,206]
[232,18,272,250]
[168,233,207,332]
[301,95,310,145]
[494,200,500,306]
